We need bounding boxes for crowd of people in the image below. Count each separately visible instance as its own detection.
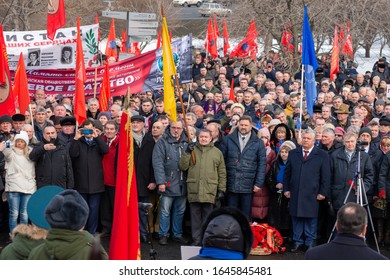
[0,47,390,259]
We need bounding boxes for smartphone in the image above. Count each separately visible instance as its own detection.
[81,129,93,135]
[5,141,10,148]
[49,138,56,144]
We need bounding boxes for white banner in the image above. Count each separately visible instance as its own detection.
[4,24,99,70]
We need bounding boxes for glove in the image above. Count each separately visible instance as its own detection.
[185,142,195,153]
[215,191,225,208]
[216,190,225,200]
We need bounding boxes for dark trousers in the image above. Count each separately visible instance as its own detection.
[190,202,214,245]
[81,193,101,235]
[100,186,115,233]
[138,196,150,236]
[226,191,253,220]
[291,216,317,246]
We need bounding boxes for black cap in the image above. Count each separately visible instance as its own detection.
[358,97,369,103]
[12,114,26,122]
[207,119,221,125]
[379,116,390,126]
[130,115,145,123]
[313,104,323,113]
[94,120,104,132]
[0,115,12,125]
[205,76,213,81]
[60,116,76,126]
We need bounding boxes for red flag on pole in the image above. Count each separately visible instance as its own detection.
[281,25,294,52]
[222,19,230,56]
[205,16,218,59]
[0,24,16,116]
[229,77,236,101]
[47,0,66,41]
[330,25,340,81]
[129,42,140,56]
[109,111,140,260]
[214,13,220,37]
[99,63,110,112]
[13,53,31,115]
[343,22,354,59]
[105,18,118,61]
[121,30,127,53]
[95,13,101,42]
[156,28,161,49]
[230,20,258,60]
[74,18,86,125]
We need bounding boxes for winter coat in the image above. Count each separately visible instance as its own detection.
[69,136,109,194]
[29,138,74,189]
[305,233,388,260]
[3,147,36,194]
[152,128,188,196]
[179,142,226,204]
[102,135,119,187]
[283,146,330,218]
[251,147,275,220]
[266,156,290,229]
[220,129,266,193]
[0,224,47,260]
[330,148,374,210]
[134,132,156,197]
[378,151,390,203]
[28,228,108,260]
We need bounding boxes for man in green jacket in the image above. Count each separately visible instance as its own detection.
[180,129,226,246]
[28,189,108,260]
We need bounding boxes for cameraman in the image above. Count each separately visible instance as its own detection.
[329,132,374,214]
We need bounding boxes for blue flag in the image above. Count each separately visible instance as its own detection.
[302,6,318,117]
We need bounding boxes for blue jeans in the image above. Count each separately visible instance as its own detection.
[81,193,101,235]
[159,195,186,237]
[291,216,318,246]
[6,192,31,233]
[226,191,253,220]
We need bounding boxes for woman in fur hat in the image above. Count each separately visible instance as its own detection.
[269,123,292,153]
[266,140,296,242]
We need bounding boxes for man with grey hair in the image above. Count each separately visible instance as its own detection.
[87,98,100,120]
[283,128,330,252]
[34,106,53,141]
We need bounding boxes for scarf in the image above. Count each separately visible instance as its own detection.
[133,130,144,147]
[197,247,243,260]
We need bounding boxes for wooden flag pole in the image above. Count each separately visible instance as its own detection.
[174,74,195,165]
[29,104,35,134]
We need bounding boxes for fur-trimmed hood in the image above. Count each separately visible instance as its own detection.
[11,224,48,241]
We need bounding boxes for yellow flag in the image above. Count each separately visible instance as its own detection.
[162,15,177,122]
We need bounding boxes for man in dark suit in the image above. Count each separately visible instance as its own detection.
[305,202,388,260]
[283,128,330,252]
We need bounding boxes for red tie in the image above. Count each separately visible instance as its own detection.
[304,150,309,160]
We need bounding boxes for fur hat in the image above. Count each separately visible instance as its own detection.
[200,207,253,259]
[258,127,270,140]
[14,131,29,144]
[45,189,89,231]
[279,140,296,151]
[269,119,281,128]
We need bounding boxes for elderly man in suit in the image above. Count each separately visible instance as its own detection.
[283,128,330,252]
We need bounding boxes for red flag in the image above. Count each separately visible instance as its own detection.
[156,28,161,49]
[47,0,66,41]
[74,18,86,125]
[205,16,218,59]
[99,63,110,112]
[214,13,220,37]
[281,26,294,52]
[95,13,100,42]
[105,18,118,60]
[13,53,30,114]
[109,112,140,260]
[343,22,353,59]
[0,24,16,115]
[330,25,340,81]
[129,42,140,56]
[222,19,230,56]
[230,20,258,61]
[121,30,127,53]
[229,77,236,101]
[169,30,173,42]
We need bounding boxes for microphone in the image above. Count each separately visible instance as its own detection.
[138,202,153,211]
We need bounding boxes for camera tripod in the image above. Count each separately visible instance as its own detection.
[138,202,157,260]
[327,145,380,254]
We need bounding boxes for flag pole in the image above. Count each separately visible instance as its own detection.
[299,64,304,139]
[29,104,35,134]
[93,67,98,99]
[174,74,195,165]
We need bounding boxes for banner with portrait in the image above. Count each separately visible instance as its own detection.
[4,24,99,70]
